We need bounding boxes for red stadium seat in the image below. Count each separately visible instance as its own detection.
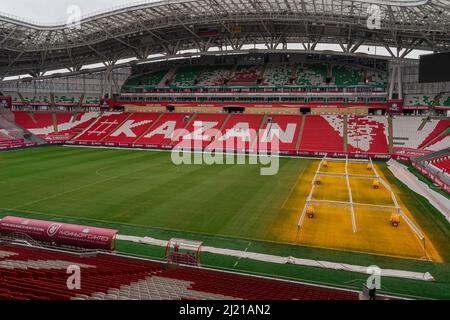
[172,113,229,149]
[134,113,193,147]
[298,115,345,153]
[74,113,131,143]
[257,114,302,153]
[0,245,360,300]
[103,112,160,145]
[347,116,389,154]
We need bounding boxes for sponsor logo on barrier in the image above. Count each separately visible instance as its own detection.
[47,223,62,237]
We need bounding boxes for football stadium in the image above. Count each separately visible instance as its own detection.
[0,0,449,304]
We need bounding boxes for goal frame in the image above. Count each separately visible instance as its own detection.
[165,238,203,266]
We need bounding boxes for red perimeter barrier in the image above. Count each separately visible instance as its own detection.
[412,163,450,195]
[0,216,118,250]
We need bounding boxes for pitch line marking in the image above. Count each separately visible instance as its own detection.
[233,241,252,268]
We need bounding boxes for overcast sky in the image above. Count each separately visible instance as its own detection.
[0,0,158,23]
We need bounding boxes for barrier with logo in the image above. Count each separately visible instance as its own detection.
[392,147,433,162]
[412,162,450,194]
[66,140,391,160]
[0,216,118,250]
[0,141,36,150]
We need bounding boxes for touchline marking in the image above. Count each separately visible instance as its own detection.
[234,241,252,268]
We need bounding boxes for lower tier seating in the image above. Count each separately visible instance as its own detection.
[347,116,389,154]
[0,245,358,300]
[103,113,161,145]
[207,113,265,152]
[392,117,447,149]
[173,113,229,149]
[10,111,449,155]
[299,115,345,153]
[258,114,302,153]
[134,113,193,146]
[229,65,262,85]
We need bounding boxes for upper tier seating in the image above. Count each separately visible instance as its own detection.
[404,95,434,107]
[331,67,386,87]
[74,112,130,143]
[171,66,204,87]
[206,113,265,152]
[4,93,98,106]
[229,65,262,85]
[84,97,100,105]
[0,245,358,300]
[333,66,362,86]
[21,93,51,104]
[195,66,232,86]
[437,94,450,107]
[258,114,302,153]
[134,113,193,146]
[122,63,389,90]
[54,94,81,105]
[366,70,388,87]
[296,64,328,87]
[299,115,345,153]
[103,112,160,145]
[347,116,389,154]
[263,64,294,86]
[122,70,168,90]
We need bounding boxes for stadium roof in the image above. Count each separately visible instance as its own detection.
[0,0,449,78]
